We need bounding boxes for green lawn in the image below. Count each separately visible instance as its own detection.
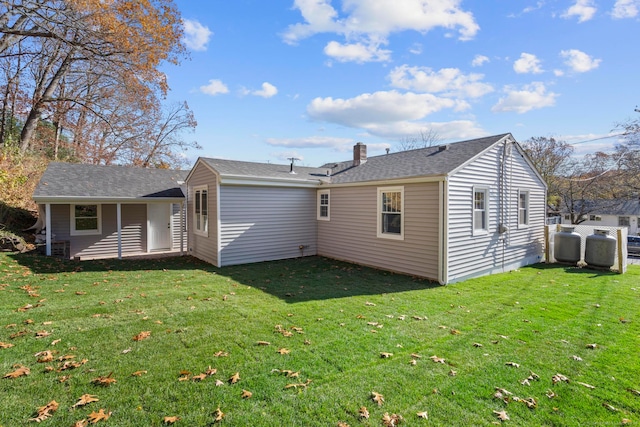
[1,253,638,426]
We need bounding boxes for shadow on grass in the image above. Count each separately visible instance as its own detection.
[8,253,440,302]
[528,261,621,278]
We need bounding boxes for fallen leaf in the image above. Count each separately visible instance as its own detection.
[429,355,446,364]
[28,400,59,422]
[73,420,88,427]
[241,389,253,399]
[3,365,30,378]
[450,329,461,335]
[205,366,217,376]
[365,301,376,306]
[602,403,618,412]
[358,406,370,419]
[0,341,15,349]
[552,373,569,384]
[416,410,428,419]
[493,410,509,421]
[256,341,271,346]
[192,373,207,381]
[88,408,111,423]
[213,351,228,357]
[133,331,151,341]
[163,416,180,424]
[131,370,147,377]
[571,355,583,361]
[505,362,520,368]
[577,382,595,389]
[627,388,640,396]
[382,412,403,426]
[229,372,240,384]
[371,391,385,406]
[284,379,312,389]
[213,407,224,422]
[586,343,598,349]
[35,350,54,363]
[380,352,393,358]
[92,373,116,387]
[546,390,557,399]
[473,343,483,348]
[72,394,99,408]
[448,369,457,376]
[277,348,290,355]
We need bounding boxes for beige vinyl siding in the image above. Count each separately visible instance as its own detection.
[219,186,317,266]
[447,142,545,282]
[318,182,440,280]
[186,162,219,266]
[51,204,147,259]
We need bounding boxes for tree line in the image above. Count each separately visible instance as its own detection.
[0,0,199,168]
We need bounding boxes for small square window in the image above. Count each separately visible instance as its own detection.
[70,204,102,236]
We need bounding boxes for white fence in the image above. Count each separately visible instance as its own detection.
[545,224,628,273]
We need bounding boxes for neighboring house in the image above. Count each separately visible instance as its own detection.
[561,199,640,235]
[184,133,547,284]
[32,163,188,260]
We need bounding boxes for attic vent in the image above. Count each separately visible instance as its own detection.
[288,157,300,174]
[438,144,449,151]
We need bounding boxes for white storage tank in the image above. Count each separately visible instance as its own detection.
[585,229,617,268]
[554,226,581,264]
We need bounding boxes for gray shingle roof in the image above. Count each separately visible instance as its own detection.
[324,134,510,184]
[199,134,511,185]
[200,158,331,182]
[33,162,188,200]
[564,199,640,216]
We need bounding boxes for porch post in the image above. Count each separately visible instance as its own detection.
[180,201,184,254]
[116,203,122,259]
[45,203,52,256]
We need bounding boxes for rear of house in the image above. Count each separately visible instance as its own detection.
[185,158,325,267]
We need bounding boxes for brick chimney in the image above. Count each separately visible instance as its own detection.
[353,142,367,166]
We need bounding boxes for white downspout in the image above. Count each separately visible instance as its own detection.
[180,201,184,255]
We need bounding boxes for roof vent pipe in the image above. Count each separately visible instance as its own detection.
[438,144,449,152]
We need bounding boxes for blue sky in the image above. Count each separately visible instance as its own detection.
[162,0,639,167]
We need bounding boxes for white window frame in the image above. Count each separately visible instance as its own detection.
[377,186,404,240]
[619,216,630,227]
[317,189,330,221]
[473,187,489,235]
[193,185,209,237]
[70,204,102,236]
[518,189,529,227]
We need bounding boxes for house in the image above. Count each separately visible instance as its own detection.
[184,133,547,284]
[561,199,640,235]
[32,163,188,260]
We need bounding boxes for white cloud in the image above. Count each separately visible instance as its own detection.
[560,49,601,72]
[283,0,479,62]
[562,0,597,22]
[324,40,391,63]
[251,82,279,98]
[388,65,493,98]
[492,82,558,113]
[513,53,543,74]
[307,90,462,128]
[182,19,213,51]
[364,120,486,140]
[471,54,489,67]
[612,0,639,18]
[200,79,229,96]
[409,43,423,55]
[266,136,356,151]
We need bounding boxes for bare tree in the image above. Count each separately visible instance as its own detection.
[396,129,442,151]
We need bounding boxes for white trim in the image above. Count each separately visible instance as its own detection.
[222,176,321,188]
[472,186,489,236]
[317,189,330,221]
[216,180,221,267]
[324,175,445,188]
[193,185,209,237]
[70,204,102,236]
[438,180,449,285]
[34,197,183,204]
[377,186,404,240]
